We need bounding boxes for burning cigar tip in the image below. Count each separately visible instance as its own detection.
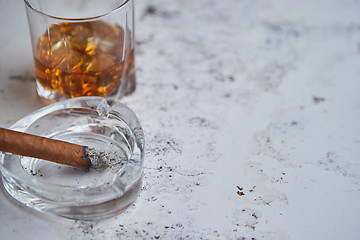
[82,146,92,169]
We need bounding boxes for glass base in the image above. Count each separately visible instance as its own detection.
[36,72,136,104]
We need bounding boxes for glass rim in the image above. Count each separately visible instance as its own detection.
[24,0,131,21]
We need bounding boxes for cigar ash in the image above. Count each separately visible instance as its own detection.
[84,147,127,172]
[20,147,127,188]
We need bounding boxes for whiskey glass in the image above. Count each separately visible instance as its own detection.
[24,0,136,103]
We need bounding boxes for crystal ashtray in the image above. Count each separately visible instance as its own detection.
[0,96,144,220]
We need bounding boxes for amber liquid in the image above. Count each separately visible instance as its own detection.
[34,21,135,99]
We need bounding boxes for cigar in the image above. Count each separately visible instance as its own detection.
[0,127,91,169]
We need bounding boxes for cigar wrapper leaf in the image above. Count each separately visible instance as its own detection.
[0,127,91,169]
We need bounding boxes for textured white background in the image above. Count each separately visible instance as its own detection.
[0,0,360,239]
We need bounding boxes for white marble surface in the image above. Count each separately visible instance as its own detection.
[1,0,360,239]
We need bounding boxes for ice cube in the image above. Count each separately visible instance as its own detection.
[68,23,92,52]
[55,43,84,72]
[83,52,116,73]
